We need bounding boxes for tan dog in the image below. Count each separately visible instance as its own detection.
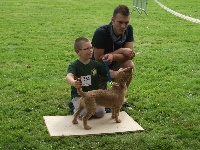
[72,67,133,130]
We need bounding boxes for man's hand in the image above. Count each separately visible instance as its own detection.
[102,54,114,64]
[122,48,135,60]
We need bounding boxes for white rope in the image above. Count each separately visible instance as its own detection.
[154,0,200,24]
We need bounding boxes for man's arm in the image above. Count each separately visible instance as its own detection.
[93,48,125,63]
[120,41,135,59]
[93,48,105,63]
[94,41,135,64]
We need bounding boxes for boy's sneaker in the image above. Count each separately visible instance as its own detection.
[68,101,74,112]
[105,102,132,113]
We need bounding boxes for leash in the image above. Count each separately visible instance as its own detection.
[103,60,112,82]
[103,59,119,89]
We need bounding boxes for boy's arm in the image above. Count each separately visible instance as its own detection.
[66,73,82,88]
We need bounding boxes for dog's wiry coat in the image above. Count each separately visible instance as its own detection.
[72,67,133,130]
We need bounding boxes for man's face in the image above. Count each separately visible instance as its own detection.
[112,13,130,36]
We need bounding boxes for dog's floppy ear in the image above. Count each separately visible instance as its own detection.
[118,71,127,82]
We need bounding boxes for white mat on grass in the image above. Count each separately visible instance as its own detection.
[43,111,144,136]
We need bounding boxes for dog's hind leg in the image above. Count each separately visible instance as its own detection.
[72,103,84,124]
[82,108,95,130]
[82,99,96,130]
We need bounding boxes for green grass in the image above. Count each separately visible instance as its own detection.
[1,0,200,149]
[158,0,200,19]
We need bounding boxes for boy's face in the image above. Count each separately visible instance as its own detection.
[112,13,130,36]
[77,41,93,59]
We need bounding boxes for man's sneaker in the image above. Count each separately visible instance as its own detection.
[105,108,111,113]
[123,102,132,110]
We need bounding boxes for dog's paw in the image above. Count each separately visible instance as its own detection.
[72,120,78,124]
[111,115,115,119]
[84,125,92,130]
[116,119,122,123]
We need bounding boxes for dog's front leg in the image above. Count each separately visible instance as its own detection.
[111,107,115,119]
[114,107,122,123]
[72,110,81,124]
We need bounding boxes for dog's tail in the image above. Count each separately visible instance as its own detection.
[77,87,87,97]
[76,78,87,97]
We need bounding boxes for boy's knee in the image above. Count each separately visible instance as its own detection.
[94,109,106,118]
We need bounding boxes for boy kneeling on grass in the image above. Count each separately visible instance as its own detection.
[66,37,118,119]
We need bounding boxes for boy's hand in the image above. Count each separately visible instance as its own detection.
[73,78,82,88]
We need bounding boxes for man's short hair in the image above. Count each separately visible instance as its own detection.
[113,5,130,17]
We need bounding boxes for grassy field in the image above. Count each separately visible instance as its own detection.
[0,0,199,149]
[158,0,200,19]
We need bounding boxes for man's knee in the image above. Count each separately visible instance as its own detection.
[121,60,134,70]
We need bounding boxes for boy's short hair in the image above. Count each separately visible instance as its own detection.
[74,37,89,50]
[113,5,130,17]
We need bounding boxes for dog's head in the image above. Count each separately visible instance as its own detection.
[114,67,133,86]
